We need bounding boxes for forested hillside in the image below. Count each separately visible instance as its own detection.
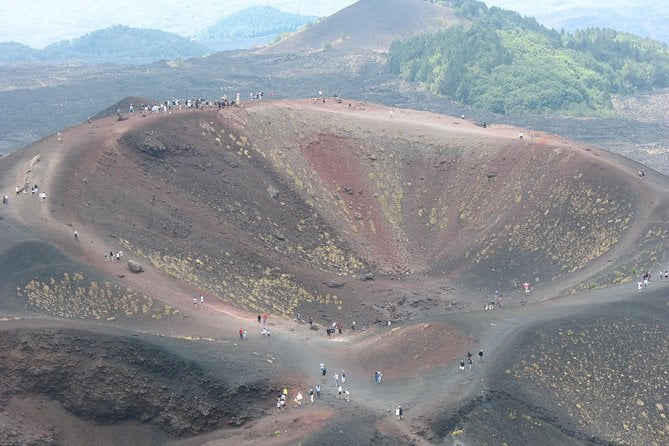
[40,25,210,64]
[389,0,669,115]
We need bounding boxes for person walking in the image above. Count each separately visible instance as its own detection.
[315,384,321,398]
[459,360,465,373]
[396,405,403,420]
[478,349,484,362]
[309,388,314,403]
[337,385,343,399]
[341,370,346,384]
[333,373,339,387]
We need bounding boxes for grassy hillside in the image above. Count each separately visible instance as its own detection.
[389,0,669,115]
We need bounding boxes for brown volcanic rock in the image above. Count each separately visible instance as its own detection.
[127,259,143,273]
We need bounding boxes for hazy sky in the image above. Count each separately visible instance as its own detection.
[1,0,358,48]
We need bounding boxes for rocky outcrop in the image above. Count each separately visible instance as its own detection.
[127,259,143,273]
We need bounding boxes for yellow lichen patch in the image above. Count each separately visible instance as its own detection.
[140,246,343,317]
[16,273,178,320]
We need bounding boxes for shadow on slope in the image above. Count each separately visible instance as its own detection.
[0,327,273,438]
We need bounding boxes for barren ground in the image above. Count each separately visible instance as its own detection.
[0,100,668,445]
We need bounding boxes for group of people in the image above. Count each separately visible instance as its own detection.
[10,184,47,203]
[276,363,353,412]
[119,96,243,121]
[4,184,47,205]
[637,270,663,291]
[326,321,344,337]
[105,250,123,262]
[192,295,204,309]
[459,350,484,373]
[484,290,501,310]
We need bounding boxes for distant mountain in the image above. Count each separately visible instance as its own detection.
[41,25,211,64]
[0,25,211,65]
[199,5,318,41]
[0,42,40,63]
[0,1,357,49]
[196,5,320,52]
[264,0,461,53]
[486,0,669,45]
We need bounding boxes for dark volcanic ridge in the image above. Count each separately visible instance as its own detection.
[0,327,273,441]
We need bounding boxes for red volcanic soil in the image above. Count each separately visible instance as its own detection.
[1,98,668,445]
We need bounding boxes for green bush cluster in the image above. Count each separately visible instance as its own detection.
[389,0,669,114]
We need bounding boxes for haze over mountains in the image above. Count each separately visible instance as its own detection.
[488,0,669,45]
[0,6,322,64]
[2,0,668,64]
[0,0,355,49]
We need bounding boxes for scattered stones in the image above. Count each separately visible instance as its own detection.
[324,280,345,288]
[267,185,279,199]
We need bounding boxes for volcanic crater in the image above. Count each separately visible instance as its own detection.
[1,99,668,445]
